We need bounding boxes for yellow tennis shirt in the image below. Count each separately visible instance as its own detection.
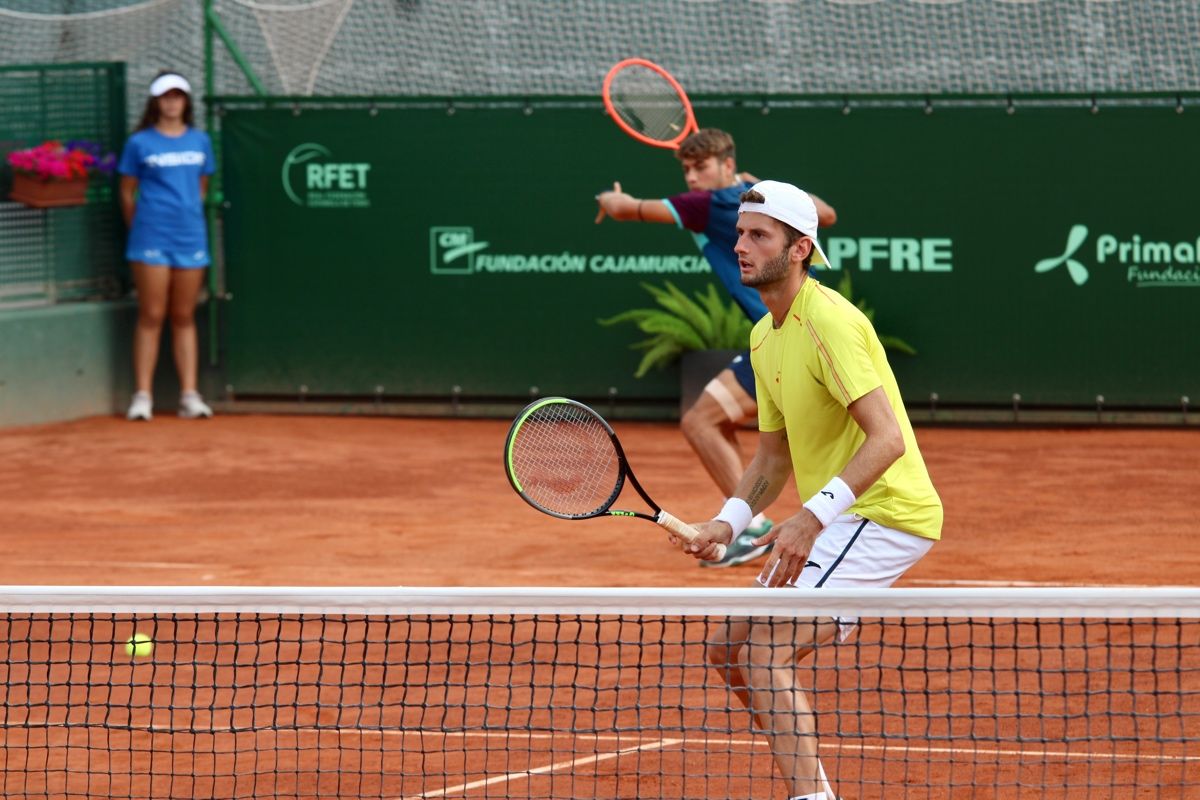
[750,277,943,540]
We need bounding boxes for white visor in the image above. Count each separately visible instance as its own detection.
[150,74,192,97]
[739,179,829,267]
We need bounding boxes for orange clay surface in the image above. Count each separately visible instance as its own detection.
[0,415,1197,587]
[1,415,1198,800]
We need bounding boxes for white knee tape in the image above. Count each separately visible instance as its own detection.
[704,378,746,423]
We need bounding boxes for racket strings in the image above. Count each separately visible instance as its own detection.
[608,65,689,143]
[509,404,622,517]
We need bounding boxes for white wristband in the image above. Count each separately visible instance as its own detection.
[802,476,856,528]
[713,497,753,538]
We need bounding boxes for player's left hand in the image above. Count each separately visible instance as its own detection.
[756,510,823,587]
[669,519,731,562]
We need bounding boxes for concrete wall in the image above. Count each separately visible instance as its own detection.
[0,300,216,428]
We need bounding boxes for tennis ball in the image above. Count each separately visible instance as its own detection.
[124,632,154,659]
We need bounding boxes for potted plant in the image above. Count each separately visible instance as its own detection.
[598,281,753,413]
[599,275,916,413]
[5,139,115,208]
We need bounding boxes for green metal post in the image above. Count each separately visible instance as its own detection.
[204,0,267,370]
[204,4,268,97]
[205,0,220,367]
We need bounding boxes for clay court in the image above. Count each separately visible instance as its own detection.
[1,416,1198,798]
[1,415,1197,588]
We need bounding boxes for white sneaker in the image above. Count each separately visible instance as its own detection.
[178,391,213,419]
[126,391,153,421]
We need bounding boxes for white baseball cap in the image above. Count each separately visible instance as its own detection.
[738,179,828,267]
[150,73,192,97]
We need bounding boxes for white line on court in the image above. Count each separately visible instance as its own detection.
[7,720,1192,778]
[101,725,1196,765]
[2,558,218,570]
[398,729,1200,764]
[404,737,680,799]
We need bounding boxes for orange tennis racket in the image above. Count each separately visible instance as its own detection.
[602,58,698,150]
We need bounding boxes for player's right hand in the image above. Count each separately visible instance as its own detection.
[671,520,732,561]
[594,180,623,223]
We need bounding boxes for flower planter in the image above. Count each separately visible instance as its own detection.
[9,173,89,208]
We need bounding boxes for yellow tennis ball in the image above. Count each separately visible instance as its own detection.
[124,632,154,659]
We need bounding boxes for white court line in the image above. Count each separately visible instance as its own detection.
[370,728,1200,764]
[1,559,217,570]
[88,724,1197,765]
[827,740,1200,763]
[405,737,680,799]
[5,721,1194,768]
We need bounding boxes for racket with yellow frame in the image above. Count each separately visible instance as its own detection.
[504,397,725,560]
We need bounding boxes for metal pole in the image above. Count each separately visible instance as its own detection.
[204,0,219,368]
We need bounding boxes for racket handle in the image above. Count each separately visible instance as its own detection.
[656,510,727,562]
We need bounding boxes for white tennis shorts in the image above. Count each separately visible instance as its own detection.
[764,514,935,639]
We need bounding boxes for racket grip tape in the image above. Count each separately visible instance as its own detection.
[655,510,727,561]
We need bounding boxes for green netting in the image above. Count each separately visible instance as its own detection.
[1,0,1199,116]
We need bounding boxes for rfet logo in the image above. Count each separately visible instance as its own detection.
[281,143,371,208]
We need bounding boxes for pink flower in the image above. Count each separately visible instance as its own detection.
[5,138,114,181]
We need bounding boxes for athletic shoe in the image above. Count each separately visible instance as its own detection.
[126,391,153,421]
[701,518,774,568]
[177,391,214,419]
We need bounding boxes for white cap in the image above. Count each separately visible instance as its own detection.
[738,179,828,267]
[150,74,192,97]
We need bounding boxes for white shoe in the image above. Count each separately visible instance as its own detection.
[126,391,153,421]
[178,391,213,419]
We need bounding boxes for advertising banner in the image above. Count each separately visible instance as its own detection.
[221,102,1198,407]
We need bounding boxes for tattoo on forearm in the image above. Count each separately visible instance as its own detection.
[746,477,769,508]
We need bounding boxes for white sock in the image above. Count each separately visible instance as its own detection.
[751,512,767,528]
[789,793,827,800]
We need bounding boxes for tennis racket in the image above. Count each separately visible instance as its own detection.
[602,57,698,150]
[504,397,726,560]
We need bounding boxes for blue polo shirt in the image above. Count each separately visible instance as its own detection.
[118,127,214,266]
[663,181,768,323]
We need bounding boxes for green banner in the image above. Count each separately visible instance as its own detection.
[221,102,1199,407]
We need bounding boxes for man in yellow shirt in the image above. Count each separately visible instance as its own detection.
[678,180,942,800]
[595,129,837,567]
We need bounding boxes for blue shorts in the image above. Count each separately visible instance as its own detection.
[126,244,210,269]
[727,350,756,399]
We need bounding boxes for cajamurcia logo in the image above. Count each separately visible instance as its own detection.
[430,227,490,275]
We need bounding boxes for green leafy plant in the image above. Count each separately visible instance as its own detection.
[598,281,752,378]
[831,271,917,355]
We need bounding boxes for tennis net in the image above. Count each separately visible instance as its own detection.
[1,586,1197,799]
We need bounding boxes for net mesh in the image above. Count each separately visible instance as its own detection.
[1,0,1199,120]
[1,586,1197,799]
